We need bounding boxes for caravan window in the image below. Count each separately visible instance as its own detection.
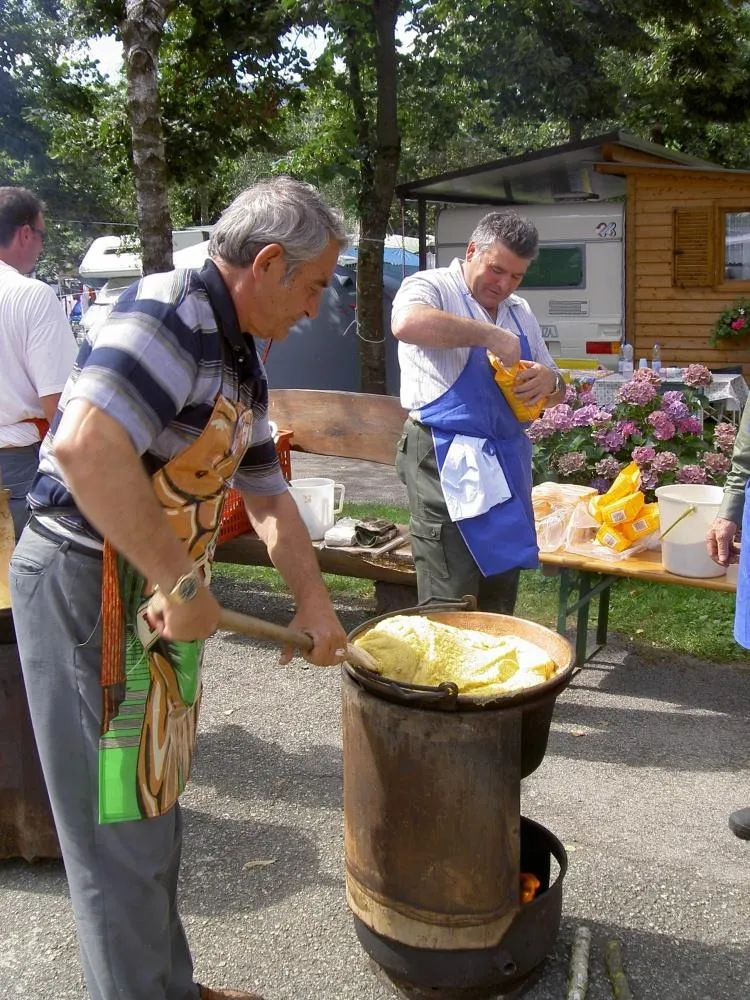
[520,245,585,289]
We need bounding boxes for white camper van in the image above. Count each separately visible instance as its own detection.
[78,228,211,338]
[436,202,624,364]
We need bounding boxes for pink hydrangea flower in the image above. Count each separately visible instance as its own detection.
[590,476,612,494]
[647,410,677,441]
[640,468,658,491]
[651,451,679,473]
[616,419,639,440]
[682,363,713,388]
[703,452,731,476]
[632,367,662,386]
[677,416,702,435]
[676,464,708,484]
[714,421,737,454]
[632,445,657,466]
[617,379,658,406]
[595,457,622,478]
[556,452,587,475]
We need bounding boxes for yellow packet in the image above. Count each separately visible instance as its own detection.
[596,523,631,552]
[601,491,645,527]
[487,355,548,422]
[621,502,659,541]
[603,461,642,504]
[588,494,607,523]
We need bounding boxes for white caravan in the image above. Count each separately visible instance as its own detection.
[436,201,624,364]
[78,228,211,337]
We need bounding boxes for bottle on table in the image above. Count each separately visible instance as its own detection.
[621,343,634,378]
[618,341,626,375]
[652,343,662,372]
[638,357,648,369]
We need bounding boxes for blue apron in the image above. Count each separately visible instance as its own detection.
[734,479,750,648]
[418,315,539,577]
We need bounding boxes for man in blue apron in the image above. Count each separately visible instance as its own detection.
[392,210,566,614]
[707,397,750,841]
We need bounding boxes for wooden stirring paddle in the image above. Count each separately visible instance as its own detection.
[217,607,378,672]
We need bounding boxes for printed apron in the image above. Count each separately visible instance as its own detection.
[734,478,750,649]
[98,394,253,823]
[418,316,538,577]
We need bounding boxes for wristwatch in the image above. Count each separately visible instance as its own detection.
[159,568,203,605]
[552,369,566,394]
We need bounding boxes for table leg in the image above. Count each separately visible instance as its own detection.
[575,571,593,670]
[596,584,611,646]
[557,568,571,636]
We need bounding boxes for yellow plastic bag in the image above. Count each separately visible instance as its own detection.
[487,354,548,422]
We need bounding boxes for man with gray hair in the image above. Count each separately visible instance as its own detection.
[10,176,349,1000]
[392,210,566,614]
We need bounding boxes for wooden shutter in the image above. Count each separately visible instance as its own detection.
[673,207,714,287]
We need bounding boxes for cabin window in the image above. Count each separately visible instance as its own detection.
[520,245,585,289]
[722,211,750,281]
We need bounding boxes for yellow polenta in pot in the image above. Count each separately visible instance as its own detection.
[352,614,559,698]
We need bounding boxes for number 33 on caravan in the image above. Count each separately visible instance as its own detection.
[596,222,617,238]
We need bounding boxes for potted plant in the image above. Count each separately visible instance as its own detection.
[710,298,750,348]
[528,365,736,499]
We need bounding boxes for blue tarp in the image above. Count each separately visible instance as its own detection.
[339,245,421,277]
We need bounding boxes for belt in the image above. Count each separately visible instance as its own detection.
[27,515,103,560]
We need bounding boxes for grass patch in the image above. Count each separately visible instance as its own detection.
[516,569,742,663]
[215,500,745,663]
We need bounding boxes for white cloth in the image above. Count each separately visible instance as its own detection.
[440,434,511,522]
[0,261,78,447]
[392,257,556,414]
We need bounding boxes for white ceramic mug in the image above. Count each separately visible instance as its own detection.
[288,477,346,540]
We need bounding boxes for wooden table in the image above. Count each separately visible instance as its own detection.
[540,547,736,669]
[216,534,737,669]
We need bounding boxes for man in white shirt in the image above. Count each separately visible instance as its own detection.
[392,210,566,614]
[0,187,77,536]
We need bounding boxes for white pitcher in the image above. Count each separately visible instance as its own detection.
[289,477,346,540]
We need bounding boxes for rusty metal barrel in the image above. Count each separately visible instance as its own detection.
[342,607,573,981]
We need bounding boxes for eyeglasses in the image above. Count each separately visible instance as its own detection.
[30,226,47,242]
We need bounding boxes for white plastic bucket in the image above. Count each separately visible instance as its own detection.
[289,477,346,541]
[655,484,726,579]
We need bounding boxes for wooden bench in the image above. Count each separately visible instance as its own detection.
[215,389,420,611]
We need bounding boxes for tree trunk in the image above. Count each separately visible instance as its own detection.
[351,0,400,394]
[121,1,174,276]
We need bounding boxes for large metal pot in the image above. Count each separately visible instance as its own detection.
[342,607,573,957]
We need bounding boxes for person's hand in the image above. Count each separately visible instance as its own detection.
[146,585,222,642]
[485,325,521,368]
[512,362,557,404]
[706,516,740,567]
[283,603,349,667]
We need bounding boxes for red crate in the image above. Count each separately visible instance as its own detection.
[217,430,293,545]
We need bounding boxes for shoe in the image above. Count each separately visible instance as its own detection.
[198,985,264,1000]
[729,807,750,840]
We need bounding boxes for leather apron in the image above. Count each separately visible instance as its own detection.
[418,315,538,577]
[98,394,252,823]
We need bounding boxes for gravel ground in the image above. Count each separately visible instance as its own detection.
[2,456,749,1000]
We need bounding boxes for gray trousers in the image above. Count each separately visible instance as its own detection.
[0,443,39,539]
[9,526,198,1000]
[395,419,521,614]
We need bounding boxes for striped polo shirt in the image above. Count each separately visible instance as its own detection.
[29,260,285,546]
[392,257,557,416]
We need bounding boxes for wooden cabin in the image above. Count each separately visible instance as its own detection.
[397,131,750,378]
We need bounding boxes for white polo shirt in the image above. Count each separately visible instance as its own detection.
[0,261,78,447]
[392,257,556,415]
